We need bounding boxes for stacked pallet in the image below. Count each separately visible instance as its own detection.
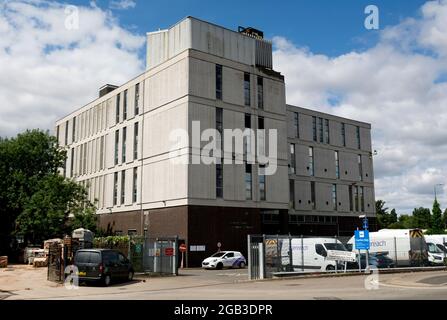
[33,257,48,268]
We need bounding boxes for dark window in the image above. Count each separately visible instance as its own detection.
[315,244,327,257]
[122,127,127,163]
[349,185,353,211]
[216,108,223,152]
[121,170,125,204]
[72,117,76,143]
[308,147,314,176]
[132,167,138,203]
[358,154,363,181]
[289,144,296,174]
[116,93,120,124]
[113,172,118,205]
[335,151,340,179]
[289,179,295,209]
[216,164,223,198]
[70,148,75,177]
[123,90,128,120]
[245,113,251,128]
[65,121,69,146]
[355,186,359,212]
[360,186,365,212]
[56,125,60,143]
[311,181,316,210]
[294,112,299,138]
[324,119,330,144]
[258,116,264,130]
[318,117,323,143]
[135,83,140,115]
[75,252,101,264]
[244,72,250,106]
[341,123,346,147]
[245,164,252,200]
[100,136,105,170]
[312,116,317,141]
[332,184,337,210]
[259,165,266,201]
[216,64,222,100]
[356,126,361,149]
[134,122,139,160]
[257,76,263,109]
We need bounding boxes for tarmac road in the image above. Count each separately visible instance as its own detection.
[2,265,447,300]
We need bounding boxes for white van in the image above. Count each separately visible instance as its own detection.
[424,235,447,265]
[347,229,429,267]
[280,238,349,272]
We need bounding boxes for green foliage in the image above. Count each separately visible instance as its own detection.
[0,130,95,252]
[427,200,445,235]
[70,204,98,234]
[412,207,432,229]
[94,236,130,247]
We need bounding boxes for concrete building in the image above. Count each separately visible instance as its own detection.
[55,17,376,266]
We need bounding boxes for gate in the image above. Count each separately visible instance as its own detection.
[247,235,265,280]
[47,243,63,283]
[141,237,178,275]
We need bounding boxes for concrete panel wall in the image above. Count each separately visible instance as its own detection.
[189,58,215,100]
[314,147,336,179]
[295,180,312,211]
[222,66,244,106]
[315,182,333,212]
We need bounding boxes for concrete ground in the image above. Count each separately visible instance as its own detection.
[1,264,447,300]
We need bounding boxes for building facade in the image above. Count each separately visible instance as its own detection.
[55,17,376,267]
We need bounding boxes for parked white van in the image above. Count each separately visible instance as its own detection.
[280,238,350,272]
[424,235,447,265]
[347,229,429,267]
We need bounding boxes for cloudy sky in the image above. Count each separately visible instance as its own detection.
[1,0,446,214]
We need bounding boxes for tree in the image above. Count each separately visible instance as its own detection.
[427,200,445,235]
[375,200,390,228]
[412,207,432,229]
[0,130,95,254]
[71,205,98,234]
[443,209,447,230]
[389,208,398,224]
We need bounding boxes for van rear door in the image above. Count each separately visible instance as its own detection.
[75,251,101,278]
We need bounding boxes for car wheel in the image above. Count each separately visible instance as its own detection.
[216,262,223,270]
[239,261,246,269]
[103,274,112,287]
[326,265,335,272]
[128,271,134,282]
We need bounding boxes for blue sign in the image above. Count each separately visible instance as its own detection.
[355,230,370,250]
[363,217,369,230]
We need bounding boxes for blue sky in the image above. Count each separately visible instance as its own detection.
[1,0,447,213]
[72,0,428,57]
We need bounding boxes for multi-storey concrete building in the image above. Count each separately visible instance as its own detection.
[55,17,376,266]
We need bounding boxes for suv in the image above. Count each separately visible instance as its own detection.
[73,249,134,286]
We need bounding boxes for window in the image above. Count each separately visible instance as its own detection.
[121,170,125,204]
[335,151,340,179]
[65,121,69,146]
[135,83,140,115]
[244,113,251,157]
[318,117,323,143]
[312,116,317,141]
[113,172,118,206]
[72,117,76,143]
[315,244,327,257]
[70,148,75,177]
[114,130,119,165]
[324,119,330,144]
[79,144,83,174]
[294,112,299,138]
[289,144,296,174]
[56,125,60,143]
[83,143,87,174]
[134,122,139,160]
[257,76,263,109]
[355,186,359,212]
[258,116,264,130]
[360,186,365,212]
[123,90,128,120]
[216,64,222,100]
[356,126,361,149]
[289,179,295,209]
[311,181,316,210]
[308,147,314,176]
[244,72,250,106]
[116,93,120,124]
[259,165,266,201]
[216,164,223,198]
[132,167,138,203]
[216,108,223,152]
[245,164,252,200]
[122,127,127,163]
[100,136,105,170]
[341,123,346,147]
[332,184,337,210]
[358,154,363,181]
[349,185,354,211]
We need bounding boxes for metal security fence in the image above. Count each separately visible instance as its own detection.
[247,234,446,280]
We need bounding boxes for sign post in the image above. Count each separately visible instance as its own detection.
[355,229,370,272]
[179,244,187,269]
[217,242,222,252]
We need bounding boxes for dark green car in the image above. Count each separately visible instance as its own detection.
[73,249,134,286]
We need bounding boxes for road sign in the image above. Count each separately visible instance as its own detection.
[217,242,222,248]
[355,230,370,250]
[363,217,369,230]
[179,244,187,253]
[165,247,174,256]
[327,250,357,262]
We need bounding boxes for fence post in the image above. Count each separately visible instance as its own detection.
[174,236,178,276]
[247,235,252,280]
[444,237,446,267]
[288,234,292,272]
[260,234,266,279]
[394,237,398,267]
[334,235,338,273]
[301,235,304,272]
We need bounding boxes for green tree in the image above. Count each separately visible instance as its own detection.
[71,205,98,233]
[375,200,390,228]
[427,200,445,235]
[0,130,95,254]
[442,209,447,230]
[389,208,398,224]
[412,207,431,229]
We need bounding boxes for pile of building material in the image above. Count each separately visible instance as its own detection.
[25,247,46,265]
[0,256,7,268]
[33,257,48,268]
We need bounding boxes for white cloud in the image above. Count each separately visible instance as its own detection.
[109,0,136,10]
[272,0,447,214]
[0,0,145,137]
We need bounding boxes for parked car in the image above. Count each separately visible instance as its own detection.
[73,249,134,286]
[347,252,395,269]
[202,251,246,270]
